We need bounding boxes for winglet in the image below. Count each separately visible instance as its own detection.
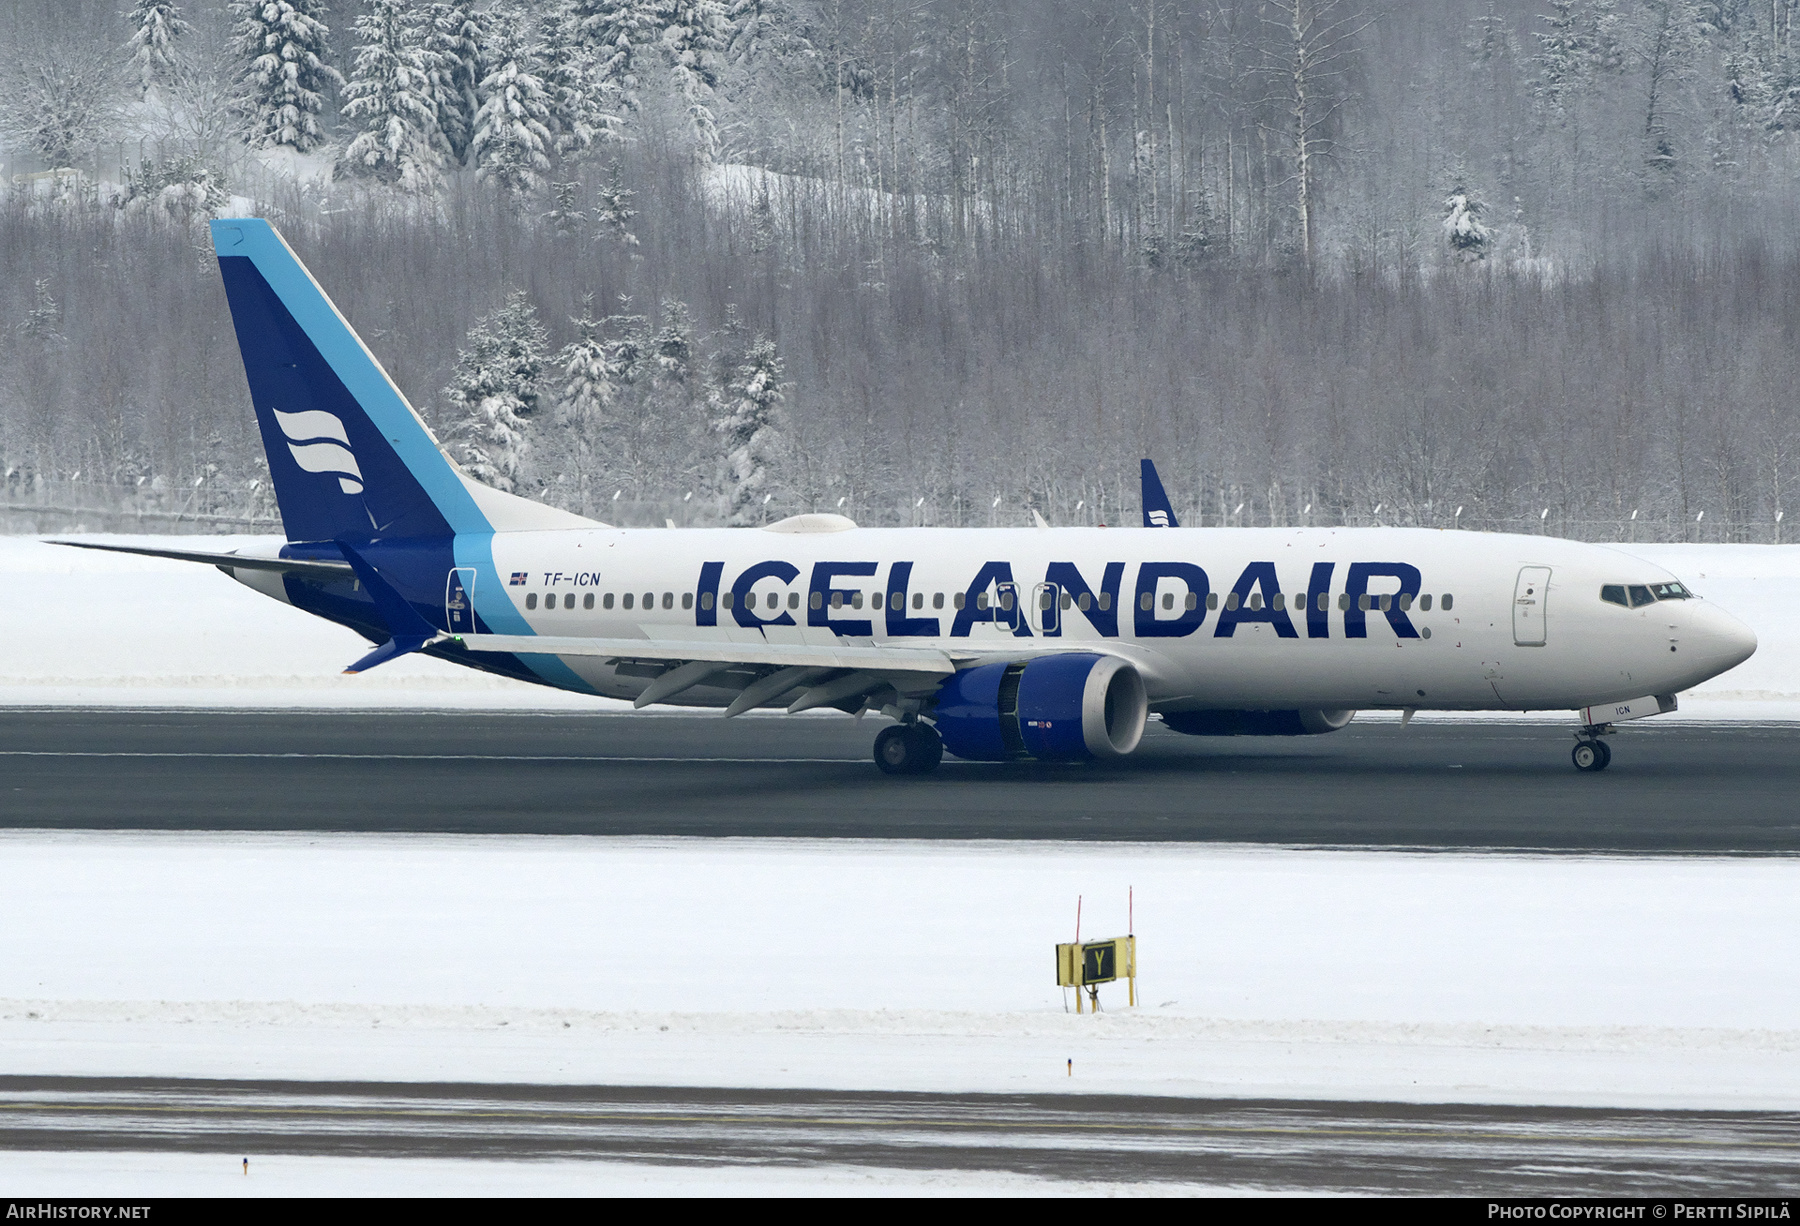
[1141,459,1180,528]
[335,541,445,673]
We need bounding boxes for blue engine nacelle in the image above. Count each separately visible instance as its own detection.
[931,653,1149,762]
[1161,709,1355,736]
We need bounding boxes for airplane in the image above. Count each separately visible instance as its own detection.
[58,219,1757,775]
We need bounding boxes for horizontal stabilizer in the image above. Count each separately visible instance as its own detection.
[50,540,352,579]
[335,541,445,673]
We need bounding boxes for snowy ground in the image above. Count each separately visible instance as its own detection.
[3,534,1799,715]
[6,832,1800,1113]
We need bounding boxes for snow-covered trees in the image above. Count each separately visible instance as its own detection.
[658,0,730,158]
[575,0,657,113]
[422,1,485,166]
[471,7,554,195]
[1,49,123,168]
[442,292,549,493]
[709,317,785,525]
[126,1,191,98]
[229,0,344,153]
[536,3,623,160]
[118,154,230,224]
[593,159,640,246]
[340,0,446,191]
[1442,184,1494,261]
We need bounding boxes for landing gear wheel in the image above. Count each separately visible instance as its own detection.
[1572,739,1612,772]
[874,723,943,776]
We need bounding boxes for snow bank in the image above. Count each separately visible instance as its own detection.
[2,534,1797,713]
[7,832,1800,1109]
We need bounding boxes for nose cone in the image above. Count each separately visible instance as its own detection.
[1693,602,1757,678]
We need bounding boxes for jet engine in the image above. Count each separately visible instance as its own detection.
[1160,709,1356,736]
[931,654,1148,761]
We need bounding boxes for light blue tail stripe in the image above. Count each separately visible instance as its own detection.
[455,535,600,695]
[209,219,492,537]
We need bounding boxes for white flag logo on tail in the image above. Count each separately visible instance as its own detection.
[273,408,364,494]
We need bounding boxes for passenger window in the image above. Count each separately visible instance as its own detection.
[564,594,575,609]
[1420,594,1432,611]
[662,592,672,610]
[1207,593,1219,610]
[1273,593,1285,611]
[1097,593,1111,611]
[852,592,864,609]
[525,593,538,609]
[955,592,966,609]
[1339,594,1351,611]
[682,592,693,610]
[697,592,709,610]
[1139,592,1152,612]
[1040,590,1054,611]
[1358,594,1371,611]
[914,592,924,610]
[1225,593,1239,611]
[810,591,822,610]
[1628,585,1655,608]
[788,592,799,609]
[584,593,595,610]
[831,592,843,609]
[1077,593,1091,612]
[1441,594,1454,611]
[744,592,757,610]
[1060,592,1072,610]
[1184,593,1197,610]
[642,592,653,610]
[719,592,732,610]
[978,592,990,610]
[1399,593,1412,611]
[1379,595,1391,612]
[872,592,884,610]
[999,592,1012,611]
[934,592,946,609]
[1318,593,1329,612]
[1600,585,1628,608]
[1162,592,1174,611]
[1249,593,1262,611]
[622,593,633,610]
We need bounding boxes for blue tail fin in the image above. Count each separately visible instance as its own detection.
[210,219,590,543]
[1140,459,1180,528]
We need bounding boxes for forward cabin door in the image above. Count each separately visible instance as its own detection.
[1513,566,1551,647]
[446,568,477,635]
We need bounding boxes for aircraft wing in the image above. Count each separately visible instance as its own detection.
[50,540,354,580]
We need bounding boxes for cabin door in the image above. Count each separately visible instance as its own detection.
[1513,566,1551,647]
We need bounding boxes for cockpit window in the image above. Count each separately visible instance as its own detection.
[1606,581,1694,608]
[1627,585,1656,607]
[1652,582,1691,600]
[1600,585,1628,607]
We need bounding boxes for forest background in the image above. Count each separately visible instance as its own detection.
[0,0,1796,540]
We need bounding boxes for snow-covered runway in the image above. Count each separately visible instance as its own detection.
[5,831,1799,1110]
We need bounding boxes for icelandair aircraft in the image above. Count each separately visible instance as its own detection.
[63,220,1757,774]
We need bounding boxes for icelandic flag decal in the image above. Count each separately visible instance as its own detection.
[510,572,528,586]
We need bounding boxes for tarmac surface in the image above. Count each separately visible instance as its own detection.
[2,708,1798,850]
[3,1076,1797,1195]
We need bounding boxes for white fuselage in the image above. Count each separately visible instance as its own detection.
[324,523,1754,714]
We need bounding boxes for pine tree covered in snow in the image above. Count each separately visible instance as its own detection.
[1442,183,1494,261]
[341,0,446,191]
[471,6,554,195]
[2,50,124,167]
[537,2,623,160]
[651,299,693,386]
[422,0,485,166]
[657,0,729,158]
[593,158,639,246]
[126,1,191,98]
[574,0,657,113]
[229,0,344,153]
[711,329,785,525]
[442,291,549,493]
[1533,0,1595,119]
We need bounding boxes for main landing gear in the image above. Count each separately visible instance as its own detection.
[1572,726,1614,772]
[874,721,943,776]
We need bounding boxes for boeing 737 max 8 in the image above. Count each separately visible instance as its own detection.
[60,220,1758,775]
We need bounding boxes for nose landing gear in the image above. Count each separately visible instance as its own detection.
[1572,726,1614,772]
[874,721,944,776]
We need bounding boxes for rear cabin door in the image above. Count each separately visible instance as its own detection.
[1513,566,1551,647]
[446,568,477,635]
[1030,582,1060,634]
